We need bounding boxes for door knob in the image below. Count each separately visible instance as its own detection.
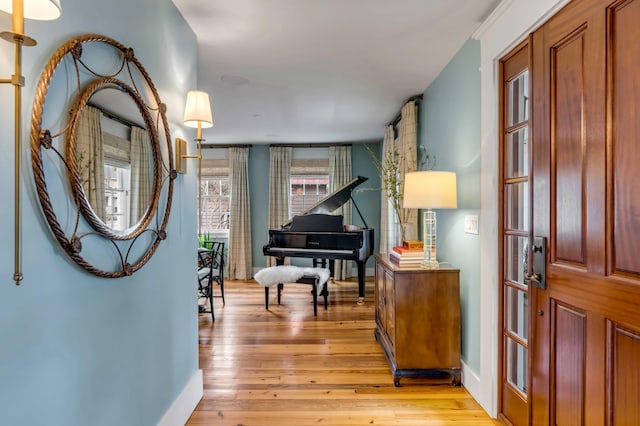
[525,272,541,285]
[526,236,546,290]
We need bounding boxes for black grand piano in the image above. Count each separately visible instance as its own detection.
[263,175,374,301]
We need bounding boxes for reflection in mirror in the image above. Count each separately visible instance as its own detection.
[77,99,153,232]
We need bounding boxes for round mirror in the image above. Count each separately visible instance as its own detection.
[31,34,176,278]
[66,79,161,239]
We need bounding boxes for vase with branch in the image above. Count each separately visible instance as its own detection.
[365,144,410,244]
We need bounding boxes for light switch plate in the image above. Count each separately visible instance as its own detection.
[464,215,479,235]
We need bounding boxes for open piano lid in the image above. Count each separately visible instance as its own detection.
[282,176,369,228]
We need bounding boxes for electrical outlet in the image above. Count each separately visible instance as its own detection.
[464,215,479,235]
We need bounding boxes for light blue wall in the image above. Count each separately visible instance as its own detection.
[249,143,381,270]
[419,39,482,372]
[352,142,382,268]
[250,145,270,268]
[0,1,199,425]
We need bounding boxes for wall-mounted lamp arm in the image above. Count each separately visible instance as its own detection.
[1,2,33,285]
[1,0,61,284]
[175,136,204,174]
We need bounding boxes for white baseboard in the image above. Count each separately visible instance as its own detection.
[157,369,203,426]
[461,361,482,405]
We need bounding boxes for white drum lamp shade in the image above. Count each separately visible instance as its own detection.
[183,90,213,129]
[0,0,61,20]
[403,171,457,269]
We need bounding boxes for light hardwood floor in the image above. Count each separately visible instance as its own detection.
[187,277,500,425]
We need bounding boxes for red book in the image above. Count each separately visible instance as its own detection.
[392,246,424,255]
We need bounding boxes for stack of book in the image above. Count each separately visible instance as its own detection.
[389,245,424,266]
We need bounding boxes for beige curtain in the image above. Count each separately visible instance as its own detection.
[228,147,252,279]
[267,146,292,267]
[77,106,105,219]
[379,126,394,254]
[398,101,418,240]
[379,101,419,253]
[129,127,151,225]
[329,145,352,279]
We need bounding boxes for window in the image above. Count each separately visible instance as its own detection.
[200,176,230,233]
[103,163,131,231]
[198,150,230,237]
[289,148,330,218]
[289,175,329,217]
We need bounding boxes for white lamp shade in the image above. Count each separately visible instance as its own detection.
[0,0,61,20]
[183,90,213,128]
[402,171,457,209]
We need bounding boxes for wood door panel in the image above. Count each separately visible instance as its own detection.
[551,301,586,426]
[502,383,528,426]
[528,0,640,424]
[552,30,587,267]
[609,323,640,425]
[611,0,640,276]
[545,269,640,326]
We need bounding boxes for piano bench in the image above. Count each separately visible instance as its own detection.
[254,266,329,316]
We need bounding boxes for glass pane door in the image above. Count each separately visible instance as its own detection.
[499,41,532,426]
[504,69,530,399]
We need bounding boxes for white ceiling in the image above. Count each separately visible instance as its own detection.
[171,0,498,145]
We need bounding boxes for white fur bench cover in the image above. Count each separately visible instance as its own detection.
[254,265,330,293]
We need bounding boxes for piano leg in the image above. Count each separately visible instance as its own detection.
[329,260,335,280]
[357,261,366,304]
[312,258,327,268]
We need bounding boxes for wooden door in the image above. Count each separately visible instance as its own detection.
[530,0,640,424]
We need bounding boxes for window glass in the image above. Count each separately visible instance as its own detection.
[507,127,529,178]
[200,176,230,233]
[289,175,329,217]
[506,235,529,285]
[506,286,528,342]
[508,71,529,126]
[506,181,530,232]
[103,164,131,231]
[507,338,528,395]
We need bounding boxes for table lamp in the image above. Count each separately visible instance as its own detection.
[403,171,457,269]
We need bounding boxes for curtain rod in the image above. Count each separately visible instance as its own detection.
[201,144,253,149]
[269,143,352,148]
[89,103,143,129]
[388,94,423,127]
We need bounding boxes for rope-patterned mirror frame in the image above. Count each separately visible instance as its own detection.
[30,34,177,278]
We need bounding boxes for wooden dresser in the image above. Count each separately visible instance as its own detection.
[374,254,461,386]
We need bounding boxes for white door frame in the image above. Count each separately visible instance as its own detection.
[471,0,570,417]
